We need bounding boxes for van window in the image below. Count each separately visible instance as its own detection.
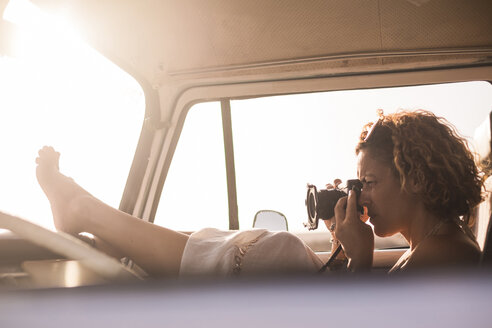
[156,81,491,235]
[0,7,145,230]
[231,81,492,232]
[155,102,229,231]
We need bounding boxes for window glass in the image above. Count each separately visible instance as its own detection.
[230,81,492,232]
[0,5,144,230]
[155,102,229,231]
[154,81,491,240]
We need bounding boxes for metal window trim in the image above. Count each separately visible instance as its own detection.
[141,65,492,226]
[221,99,239,230]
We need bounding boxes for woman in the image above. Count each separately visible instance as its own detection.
[334,110,482,272]
[35,110,483,277]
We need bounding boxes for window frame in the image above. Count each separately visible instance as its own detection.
[136,64,492,229]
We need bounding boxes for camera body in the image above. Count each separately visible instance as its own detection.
[304,179,362,230]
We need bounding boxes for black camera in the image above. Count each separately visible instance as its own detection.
[304,179,363,230]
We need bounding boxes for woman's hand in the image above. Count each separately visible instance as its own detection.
[334,190,374,271]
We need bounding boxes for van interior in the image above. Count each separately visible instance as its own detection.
[0,0,491,325]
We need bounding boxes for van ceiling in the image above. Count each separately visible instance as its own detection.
[30,0,492,87]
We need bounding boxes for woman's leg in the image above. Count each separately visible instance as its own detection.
[36,146,189,278]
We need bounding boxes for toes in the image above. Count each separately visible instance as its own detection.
[37,146,60,167]
[38,146,59,157]
[38,146,57,156]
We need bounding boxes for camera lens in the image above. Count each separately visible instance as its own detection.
[307,194,316,219]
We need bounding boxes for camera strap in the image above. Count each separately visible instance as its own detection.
[318,244,343,273]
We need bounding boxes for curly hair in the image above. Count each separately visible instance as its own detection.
[356,110,483,224]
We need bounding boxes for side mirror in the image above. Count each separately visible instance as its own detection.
[252,210,288,231]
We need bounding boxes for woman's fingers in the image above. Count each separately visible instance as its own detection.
[346,190,359,222]
[334,191,358,224]
[334,191,361,236]
[334,196,348,227]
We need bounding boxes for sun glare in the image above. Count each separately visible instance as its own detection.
[0,0,145,230]
[3,0,44,26]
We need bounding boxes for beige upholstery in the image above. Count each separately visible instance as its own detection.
[28,0,492,86]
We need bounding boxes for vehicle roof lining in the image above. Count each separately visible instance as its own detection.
[30,0,492,87]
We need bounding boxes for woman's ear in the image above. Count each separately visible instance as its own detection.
[406,175,423,194]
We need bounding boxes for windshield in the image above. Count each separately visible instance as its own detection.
[0,0,145,230]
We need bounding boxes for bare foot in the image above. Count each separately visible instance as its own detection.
[36,146,91,234]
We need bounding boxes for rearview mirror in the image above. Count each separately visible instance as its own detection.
[252,210,288,231]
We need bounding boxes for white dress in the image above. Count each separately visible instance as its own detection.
[179,228,323,276]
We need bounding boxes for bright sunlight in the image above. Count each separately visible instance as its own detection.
[0,0,145,230]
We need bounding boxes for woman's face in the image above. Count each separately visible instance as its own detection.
[357,149,415,237]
